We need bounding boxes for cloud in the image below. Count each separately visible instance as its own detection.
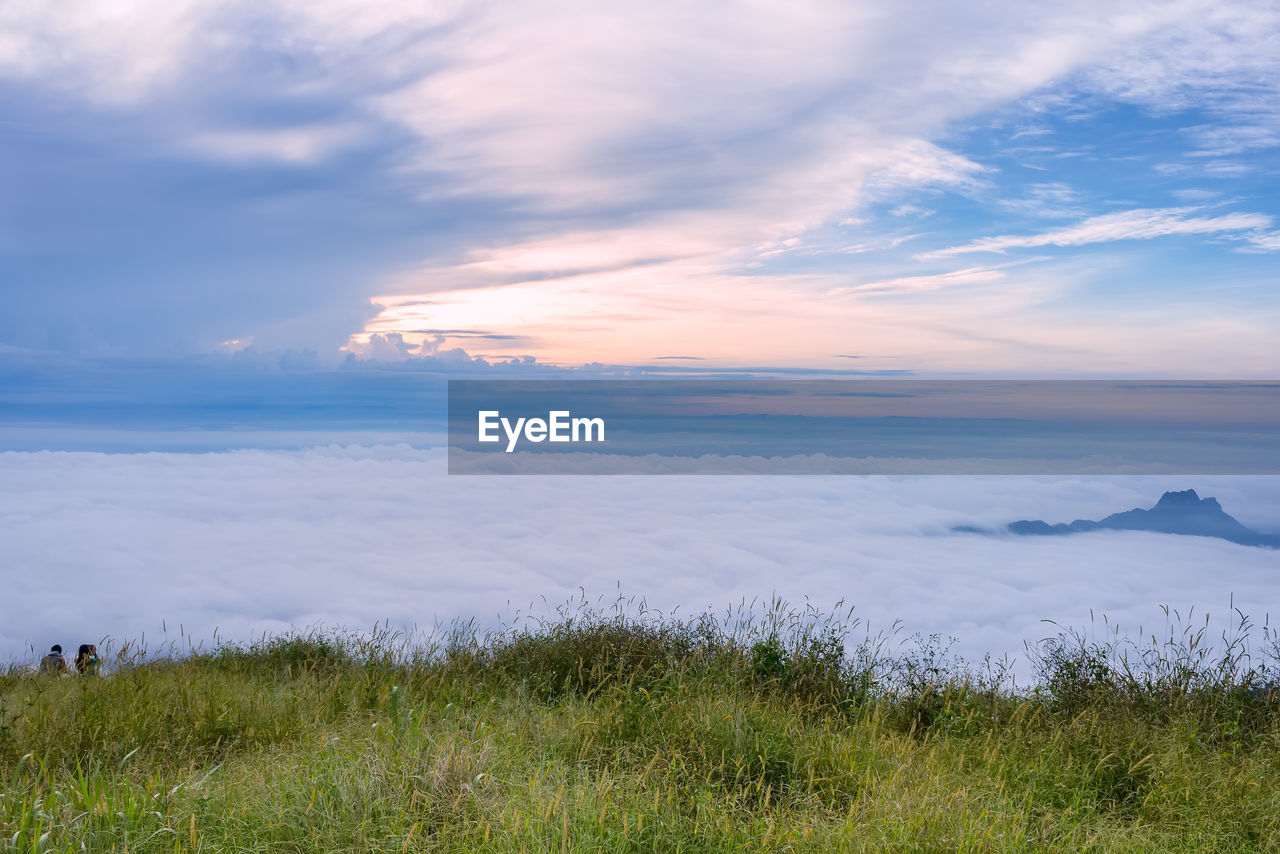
[0,1,460,104]
[919,206,1275,259]
[1184,124,1280,158]
[346,331,492,364]
[0,0,212,102]
[1170,188,1222,203]
[0,1,1276,367]
[1242,231,1280,253]
[829,267,1006,296]
[185,123,370,165]
[347,245,1280,373]
[356,332,416,361]
[1080,2,1280,122]
[1071,2,1280,184]
[3,445,1279,676]
[994,182,1082,219]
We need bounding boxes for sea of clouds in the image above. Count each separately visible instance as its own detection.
[4,444,1279,678]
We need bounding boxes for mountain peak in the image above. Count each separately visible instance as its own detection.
[1155,489,1203,508]
[993,489,1279,548]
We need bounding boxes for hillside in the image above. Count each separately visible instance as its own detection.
[3,604,1279,852]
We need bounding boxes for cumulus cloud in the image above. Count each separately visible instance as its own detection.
[4,445,1279,677]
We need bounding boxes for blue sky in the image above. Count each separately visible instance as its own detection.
[2,1,1278,382]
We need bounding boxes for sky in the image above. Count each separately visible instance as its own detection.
[2,2,1279,667]
[1,0,1278,375]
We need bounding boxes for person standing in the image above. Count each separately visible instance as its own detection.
[39,644,68,674]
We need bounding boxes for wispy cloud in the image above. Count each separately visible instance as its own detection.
[919,207,1275,259]
[1081,2,1280,123]
[1242,231,1280,253]
[186,123,370,165]
[829,267,1005,296]
[994,182,1082,219]
[1184,124,1280,158]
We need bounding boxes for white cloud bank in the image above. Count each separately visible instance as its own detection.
[4,446,1278,677]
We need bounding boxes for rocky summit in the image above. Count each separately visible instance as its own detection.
[1004,489,1280,548]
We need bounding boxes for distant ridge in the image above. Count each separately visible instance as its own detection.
[962,490,1280,548]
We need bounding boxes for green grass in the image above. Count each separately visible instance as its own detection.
[2,598,1278,852]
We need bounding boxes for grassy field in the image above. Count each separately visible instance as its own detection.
[2,599,1279,852]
